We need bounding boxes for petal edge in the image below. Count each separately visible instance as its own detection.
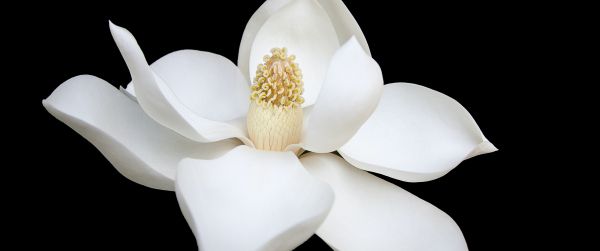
[301,153,468,251]
[109,22,253,145]
[43,75,239,190]
[300,37,383,153]
[175,146,334,250]
[339,82,496,182]
[248,0,341,106]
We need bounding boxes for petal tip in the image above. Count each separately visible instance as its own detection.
[41,99,53,115]
[107,21,125,39]
[41,98,54,114]
[108,20,120,32]
[43,75,102,107]
[108,21,137,50]
[487,141,499,152]
[466,140,498,159]
[108,20,122,36]
[479,140,498,154]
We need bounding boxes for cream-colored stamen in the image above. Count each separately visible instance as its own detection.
[247,47,304,151]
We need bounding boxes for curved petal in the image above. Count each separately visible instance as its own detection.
[42,75,240,191]
[249,0,340,106]
[238,0,371,82]
[175,145,333,250]
[301,153,468,251]
[339,83,498,182]
[316,0,370,55]
[123,50,250,122]
[109,22,253,146]
[238,0,293,82]
[300,37,383,153]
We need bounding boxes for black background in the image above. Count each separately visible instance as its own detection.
[10,0,566,250]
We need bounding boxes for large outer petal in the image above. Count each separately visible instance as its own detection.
[298,37,383,153]
[42,75,239,191]
[238,0,371,82]
[340,83,497,182]
[249,0,340,106]
[175,145,333,250]
[301,153,468,251]
[124,50,250,122]
[109,22,253,145]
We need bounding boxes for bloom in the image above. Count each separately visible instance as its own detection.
[43,0,497,250]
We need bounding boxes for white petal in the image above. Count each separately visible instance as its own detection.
[123,50,250,122]
[175,145,333,250]
[249,0,340,106]
[316,0,370,55]
[120,85,137,101]
[109,22,253,145]
[238,0,371,82]
[301,153,468,251]
[42,75,240,191]
[300,37,383,153]
[339,83,498,182]
[238,0,294,82]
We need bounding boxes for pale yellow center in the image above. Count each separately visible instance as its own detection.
[247,48,304,151]
[250,47,305,108]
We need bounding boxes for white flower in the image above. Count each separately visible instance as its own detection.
[42,0,497,250]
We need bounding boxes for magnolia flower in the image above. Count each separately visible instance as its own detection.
[43,0,497,250]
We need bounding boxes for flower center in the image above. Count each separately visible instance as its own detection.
[247,47,304,151]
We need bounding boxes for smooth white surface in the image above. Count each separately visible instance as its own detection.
[340,83,497,182]
[150,50,249,121]
[301,37,382,153]
[124,50,249,122]
[176,146,333,251]
[301,153,468,251]
[238,0,371,82]
[109,22,253,145]
[316,0,370,55]
[43,75,239,190]
[249,0,340,107]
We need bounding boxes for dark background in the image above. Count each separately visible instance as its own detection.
[10,0,567,250]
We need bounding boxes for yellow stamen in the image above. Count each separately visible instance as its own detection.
[249,47,304,109]
[247,47,304,151]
